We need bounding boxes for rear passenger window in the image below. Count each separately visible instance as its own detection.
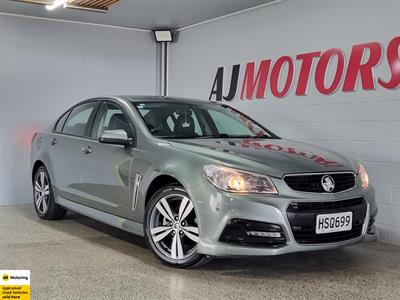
[62,102,97,137]
[54,110,70,133]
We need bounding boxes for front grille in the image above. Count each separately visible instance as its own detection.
[287,198,367,244]
[284,172,356,193]
[219,219,286,248]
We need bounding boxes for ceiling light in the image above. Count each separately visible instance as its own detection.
[46,0,68,10]
[14,0,120,13]
[154,30,173,43]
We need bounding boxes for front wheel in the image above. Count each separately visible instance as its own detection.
[144,185,209,268]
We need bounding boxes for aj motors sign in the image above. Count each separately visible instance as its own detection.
[209,36,400,101]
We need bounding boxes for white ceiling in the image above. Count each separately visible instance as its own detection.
[0,0,278,30]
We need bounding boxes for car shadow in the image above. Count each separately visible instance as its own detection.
[19,206,384,276]
[63,211,149,250]
[196,248,361,273]
[65,212,371,275]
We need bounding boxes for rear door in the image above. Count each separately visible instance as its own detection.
[78,100,135,218]
[48,101,99,203]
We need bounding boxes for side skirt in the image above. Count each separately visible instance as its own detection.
[56,196,144,236]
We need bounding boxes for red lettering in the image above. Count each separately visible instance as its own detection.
[296,52,321,95]
[241,139,251,148]
[248,141,262,149]
[378,36,400,89]
[284,147,313,158]
[265,144,283,151]
[314,157,342,167]
[315,48,345,94]
[343,42,383,91]
[238,142,343,167]
[270,56,295,98]
[240,60,271,100]
[215,36,400,99]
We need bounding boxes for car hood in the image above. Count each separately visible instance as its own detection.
[168,138,358,178]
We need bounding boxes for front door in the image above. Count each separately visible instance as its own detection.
[78,101,135,218]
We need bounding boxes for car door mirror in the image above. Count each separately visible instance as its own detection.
[99,130,132,146]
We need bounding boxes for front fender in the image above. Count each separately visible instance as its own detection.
[131,143,212,223]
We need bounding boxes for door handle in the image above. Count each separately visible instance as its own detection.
[81,146,93,155]
[50,137,58,146]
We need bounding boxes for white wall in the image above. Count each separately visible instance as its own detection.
[169,0,400,244]
[0,14,157,206]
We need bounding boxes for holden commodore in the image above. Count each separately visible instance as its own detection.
[31,96,377,268]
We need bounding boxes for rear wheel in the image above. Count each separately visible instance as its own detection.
[33,166,66,220]
[144,184,209,268]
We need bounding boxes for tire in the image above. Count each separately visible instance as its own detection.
[144,184,210,268]
[33,166,67,220]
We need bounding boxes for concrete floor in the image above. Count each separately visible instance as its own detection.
[1,205,400,300]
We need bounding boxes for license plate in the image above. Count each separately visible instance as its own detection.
[315,212,353,234]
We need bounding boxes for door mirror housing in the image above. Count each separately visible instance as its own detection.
[99,130,132,146]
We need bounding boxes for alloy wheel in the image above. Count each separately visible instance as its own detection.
[34,171,50,214]
[149,194,199,260]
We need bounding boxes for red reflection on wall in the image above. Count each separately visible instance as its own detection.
[17,126,39,147]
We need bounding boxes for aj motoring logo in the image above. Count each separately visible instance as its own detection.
[209,35,400,101]
[2,274,9,282]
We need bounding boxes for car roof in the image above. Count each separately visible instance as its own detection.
[69,95,221,113]
[121,95,219,105]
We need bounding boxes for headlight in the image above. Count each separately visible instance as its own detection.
[203,165,278,194]
[358,164,369,189]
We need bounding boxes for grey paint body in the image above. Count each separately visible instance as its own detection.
[31,96,377,256]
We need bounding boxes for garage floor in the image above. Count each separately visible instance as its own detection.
[1,205,400,300]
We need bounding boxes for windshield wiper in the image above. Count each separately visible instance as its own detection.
[196,134,232,139]
[158,134,272,139]
[199,134,271,139]
[194,134,272,139]
[243,135,272,139]
[159,134,235,139]
[158,135,201,139]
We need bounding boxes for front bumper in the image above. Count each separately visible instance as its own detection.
[188,179,377,257]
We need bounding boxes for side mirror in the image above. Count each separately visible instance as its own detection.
[99,130,132,146]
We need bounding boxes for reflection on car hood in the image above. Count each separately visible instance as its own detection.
[169,138,358,177]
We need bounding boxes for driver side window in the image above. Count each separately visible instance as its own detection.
[91,102,133,139]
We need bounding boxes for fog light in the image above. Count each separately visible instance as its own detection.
[219,218,286,247]
[246,231,282,238]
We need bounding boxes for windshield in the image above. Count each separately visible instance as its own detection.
[133,101,278,139]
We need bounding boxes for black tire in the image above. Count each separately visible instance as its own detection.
[33,166,67,220]
[144,184,210,268]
